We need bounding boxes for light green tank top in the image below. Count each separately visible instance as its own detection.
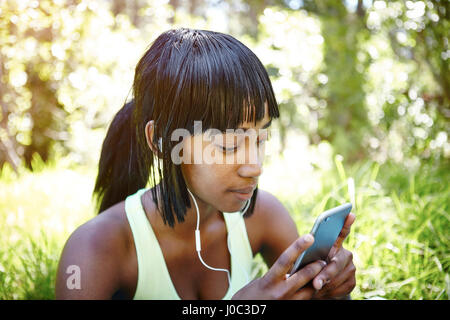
[125,188,254,300]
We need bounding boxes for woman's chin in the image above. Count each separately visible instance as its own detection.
[219,194,251,213]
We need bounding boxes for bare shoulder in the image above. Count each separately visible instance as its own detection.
[248,188,297,232]
[245,188,299,266]
[65,201,131,259]
[55,201,131,299]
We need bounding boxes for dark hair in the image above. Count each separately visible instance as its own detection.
[93,28,280,227]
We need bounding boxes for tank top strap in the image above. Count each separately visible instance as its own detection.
[222,211,254,296]
[124,188,180,299]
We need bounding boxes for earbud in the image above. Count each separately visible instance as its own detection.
[158,137,163,152]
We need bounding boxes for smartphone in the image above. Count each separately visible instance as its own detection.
[289,202,352,275]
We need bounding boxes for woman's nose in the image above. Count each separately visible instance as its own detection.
[237,143,264,178]
[238,161,263,179]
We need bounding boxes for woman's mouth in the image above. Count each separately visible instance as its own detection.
[230,190,254,201]
[229,184,256,201]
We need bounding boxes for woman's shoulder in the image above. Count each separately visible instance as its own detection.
[245,188,299,267]
[244,188,297,254]
[251,188,295,227]
[73,201,132,252]
[62,200,134,270]
[55,200,133,298]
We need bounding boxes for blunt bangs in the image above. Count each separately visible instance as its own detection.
[154,29,279,136]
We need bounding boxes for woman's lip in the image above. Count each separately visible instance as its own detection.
[229,185,256,194]
[230,190,254,201]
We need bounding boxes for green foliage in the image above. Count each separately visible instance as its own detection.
[253,2,449,164]
[1,0,448,170]
[0,157,95,299]
[0,0,172,169]
[360,0,449,165]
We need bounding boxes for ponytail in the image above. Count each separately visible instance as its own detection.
[92,100,149,214]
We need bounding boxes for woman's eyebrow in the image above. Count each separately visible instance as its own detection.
[261,119,272,129]
[239,119,272,131]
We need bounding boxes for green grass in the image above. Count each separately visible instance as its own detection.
[0,153,448,299]
[0,154,96,299]
[280,157,449,300]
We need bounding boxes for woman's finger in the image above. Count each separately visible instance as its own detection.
[314,259,356,298]
[320,275,356,299]
[336,212,355,246]
[285,260,327,296]
[329,212,355,257]
[289,285,317,300]
[265,234,314,282]
[312,248,352,290]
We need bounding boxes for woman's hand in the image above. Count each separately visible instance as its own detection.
[311,212,357,299]
[232,234,327,300]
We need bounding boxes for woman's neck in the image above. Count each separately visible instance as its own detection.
[144,185,224,239]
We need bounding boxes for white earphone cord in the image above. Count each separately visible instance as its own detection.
[186,188,250,289]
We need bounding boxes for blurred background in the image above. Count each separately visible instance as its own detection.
[0,0,448,299]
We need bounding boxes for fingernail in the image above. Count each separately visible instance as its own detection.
[319,260,327,267]
[304,234,313,243]
[317,279,323,290]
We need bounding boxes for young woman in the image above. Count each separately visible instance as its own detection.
[55,28,356,300]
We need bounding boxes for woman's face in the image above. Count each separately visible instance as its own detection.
[180,104,272,213]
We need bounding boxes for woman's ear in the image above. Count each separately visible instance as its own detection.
[145,120,160,155]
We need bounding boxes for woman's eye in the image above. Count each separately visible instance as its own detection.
[221,145,238,153]
[257,131,270,145]
[217,131,270,153]
[258,136,268,144]
[220,138,269,152]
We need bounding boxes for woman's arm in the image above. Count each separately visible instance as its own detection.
[55,214,127,299]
